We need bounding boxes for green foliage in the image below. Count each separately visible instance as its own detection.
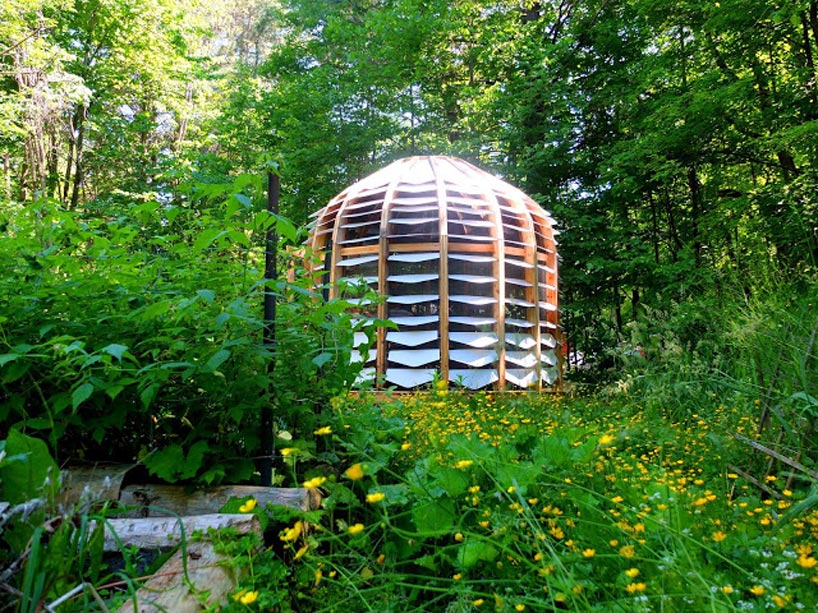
[0,176,369,484]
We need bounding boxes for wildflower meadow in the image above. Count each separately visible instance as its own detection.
[217,383,818,612]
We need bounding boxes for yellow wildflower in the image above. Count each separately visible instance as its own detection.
[796,555,817,568]
[233,589,248,602]
[625,568,640,578]
[515,605,526,611]
[302,476,327,489]
[294,544,309,560]
[366,491,386,504]
[712,531,727,542]
[454,532,464,542]
[314,426,332,436]
[453,573,462,581]
[348,523,365,535]
[238,498,257,513]
[625,583,646,593]
[314,569,322,587]
[721,585,733,594]
[280,447,297,456]
[582,548,595,558]
[598,433,616,446]
[455,459,473,469]
[401,442,411,451]
[619,545,635,558]
[468,485,481,494]
[344,463,364,480]
[473,599,484,606]
[280,522,302,542]
[240,590,259,605]
[749,585,765,596]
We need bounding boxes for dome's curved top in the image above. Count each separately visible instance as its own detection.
[307,156,561,391]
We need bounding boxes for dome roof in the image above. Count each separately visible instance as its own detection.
[308,155,561,390]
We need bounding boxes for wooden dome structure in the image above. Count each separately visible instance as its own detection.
[307,156,561,390]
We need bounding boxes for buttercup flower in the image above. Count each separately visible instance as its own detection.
[344,463,364,480]
[348,523,365,535]
[239,498,257,513]
[280,522,302,542]
[366,492,386,504]
[314,426,332,436]
[302,476,327,489]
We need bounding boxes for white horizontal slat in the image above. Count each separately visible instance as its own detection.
[390,205,440,214]
[541,349,558,366]
[344,297,373,306]
[449,295,497,306]
[506,277,533,288]
[387,330,439,347]
[449,349,498,367]
[388,349,440,367]
[454,219,496,229]
[506,297,536,308]
[387,294,439,305]
[540,320,558,331]
[351,349,377,364]
[338,235,380,245]
[539,301,558,312]
[448,234,497,243]
[341,219,381,230]
[394,183,437,194]
[339,276,377,286]
[354,367,377,386]
[388,252,440,263]
[343,199,384,212]
[449,274,496,284]
[387,273,439,283]
[506,258,534,269]
[385,368,436,388]
[338,254,380,267]
[390,217,439,226]
[506,352,538,368]
[449,332,499,348]
[541,366,560,385]
[505,318,535,329]
[353,332,370,348]
[506,334,537,350]
[448,369,499,390]
[448,316,496,326]
[449,253,496,263]
[388,315,439,326]
[390,197,438,206]
[537,263,557,274]
[506,369,538,388]
[541,333,557,348]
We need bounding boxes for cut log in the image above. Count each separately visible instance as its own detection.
[118,484,320,517]
[60,463,136,507]
[100,513,261,552]
[116,540,240,613]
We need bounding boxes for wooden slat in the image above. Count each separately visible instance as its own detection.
[118,485,319,518]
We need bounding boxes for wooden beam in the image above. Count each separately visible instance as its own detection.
[101,513,261,552]
[118,485,319,518]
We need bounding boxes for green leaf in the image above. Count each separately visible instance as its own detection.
[412,498,455,534]
[0,430,59,505]
[72,382,94,411]
[457,538,498,570]
[0,353,19,366]
[196,289,216,303]
[202,349,230,373]
[101,343,129,361]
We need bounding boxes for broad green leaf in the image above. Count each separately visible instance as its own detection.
[457,538,498,570]
[72,382,94,411]
[202,349,231,373]
[101,343,129,361]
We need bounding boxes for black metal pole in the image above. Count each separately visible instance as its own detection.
[259,171,279,486]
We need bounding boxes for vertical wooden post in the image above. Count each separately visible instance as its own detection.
[260,172,279,486]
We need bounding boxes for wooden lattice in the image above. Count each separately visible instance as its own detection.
[307,156,561,390]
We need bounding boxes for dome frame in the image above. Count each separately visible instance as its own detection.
[307,156,561,391]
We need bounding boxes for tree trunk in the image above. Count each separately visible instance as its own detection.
[69,105,87,211]
[687,165,702,267]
